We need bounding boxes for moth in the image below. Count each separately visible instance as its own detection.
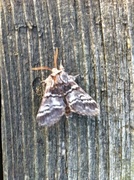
[32,48,99,126]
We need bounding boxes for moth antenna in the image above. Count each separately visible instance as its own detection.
[54,48,58,68]
[32,66,52,71]
[59,60,64,70]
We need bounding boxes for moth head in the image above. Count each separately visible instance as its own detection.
[51,68,62,76]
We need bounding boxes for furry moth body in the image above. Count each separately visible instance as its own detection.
[32,49,99,126]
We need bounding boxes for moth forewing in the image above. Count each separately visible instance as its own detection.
[64,79,99,116]
[35,73,66,126]
[36,95,66,126]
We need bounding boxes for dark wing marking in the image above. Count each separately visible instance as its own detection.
[65,82,99,116]
[36,91,66,126]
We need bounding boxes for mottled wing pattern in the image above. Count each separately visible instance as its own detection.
[65,81,99,116]
[36,91,66,126]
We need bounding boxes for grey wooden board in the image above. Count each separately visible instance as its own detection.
[1,0,134,180]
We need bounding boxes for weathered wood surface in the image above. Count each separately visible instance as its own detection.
[1,0,134,180]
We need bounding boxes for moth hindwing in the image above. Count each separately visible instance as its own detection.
[32,48,99,126]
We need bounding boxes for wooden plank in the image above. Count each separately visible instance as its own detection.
[1,0,134,179]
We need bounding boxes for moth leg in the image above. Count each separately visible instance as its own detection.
[40,80,46,84]
[73,74,79,80]
[69,74,79,81]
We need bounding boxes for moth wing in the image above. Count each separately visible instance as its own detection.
[36,92,66,126]
[65,82,99,116]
